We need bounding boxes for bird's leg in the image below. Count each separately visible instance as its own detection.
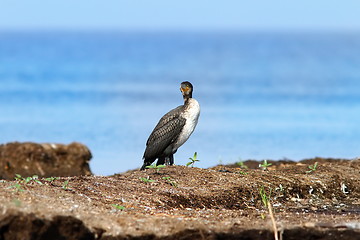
[154,154,174,167]
[169,154,174,165]
[164,156,170,166]
[163,154,173,166]
[156,156,165,166]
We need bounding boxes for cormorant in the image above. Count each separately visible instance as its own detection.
[140,81,200,170]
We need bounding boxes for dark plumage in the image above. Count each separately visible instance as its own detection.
[140,81,200,170]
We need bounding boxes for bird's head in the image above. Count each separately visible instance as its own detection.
[180,81,193,99]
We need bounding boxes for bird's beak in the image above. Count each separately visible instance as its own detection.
[180,86,189,93]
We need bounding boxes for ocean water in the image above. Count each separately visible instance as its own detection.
[0,31,360,175]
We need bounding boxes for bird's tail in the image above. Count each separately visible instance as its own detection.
[140,158,153,170]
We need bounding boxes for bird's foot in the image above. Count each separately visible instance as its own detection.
[164,158,171,166]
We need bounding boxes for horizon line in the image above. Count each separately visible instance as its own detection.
[1,27,360,34]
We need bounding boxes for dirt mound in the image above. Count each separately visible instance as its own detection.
[0,211,95,240]
[0,142,92,180]
[0,159,359,239]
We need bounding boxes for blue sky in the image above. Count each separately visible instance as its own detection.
[1,1,360,31]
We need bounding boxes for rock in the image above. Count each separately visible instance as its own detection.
[0,142,92,180]
[0,210,95,240]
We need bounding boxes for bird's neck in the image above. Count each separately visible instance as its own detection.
[183,93,192,104]
[183,95,192,105]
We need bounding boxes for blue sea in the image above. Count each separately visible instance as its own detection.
[1,31,360,175]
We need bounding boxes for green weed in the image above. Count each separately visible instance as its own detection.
[146,164,166,173]
[140,176,155,183]
[8,182,25,192]
[186,152,199,167]
[15,174,43,185]
[112,204,126,211]
[44,177,59,183]
[306,162,318,174]
[259,186,279,240]
[259,160,272,171]
[62,180,69,190]
[9,174,44,192]
[162,176,177,187]
[275,184,284,192]
[259,185,272,207]
[236,161,248,169]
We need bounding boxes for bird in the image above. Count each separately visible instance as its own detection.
[140,81,200,170]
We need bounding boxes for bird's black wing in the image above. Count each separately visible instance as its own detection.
[143,105,186,159]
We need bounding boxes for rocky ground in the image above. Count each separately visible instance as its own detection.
[0,156,360,240]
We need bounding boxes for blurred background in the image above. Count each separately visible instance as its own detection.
[1,1,360,175]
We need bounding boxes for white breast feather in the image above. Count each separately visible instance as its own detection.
[173,98,200,151]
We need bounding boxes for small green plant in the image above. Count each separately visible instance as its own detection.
[8,182,25,192]
[275,184,284,192]
[236,161,248,169]
[140,176,155,183]
[259,186,271,207]
[62,180,69,190]
[259,160,272,171]
[162,176,177,187]
[9,174,43,192]
[14,174,24,181]
[238,170,248,175]
[186,152,199,167]
[146,164,166,173]
[112,204,126,211]
[306,162,318,174]
[44,177,59,183]
[15,174,43,185]
[259,186,279,240]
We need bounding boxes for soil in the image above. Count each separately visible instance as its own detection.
[1,158,360,240]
